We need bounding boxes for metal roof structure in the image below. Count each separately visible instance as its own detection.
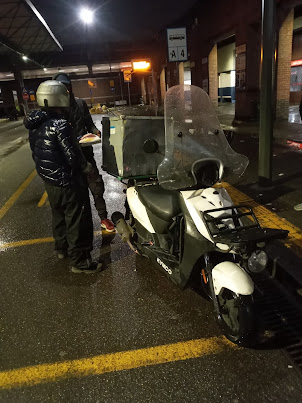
[0,61,134,81]
[0,0,63,70]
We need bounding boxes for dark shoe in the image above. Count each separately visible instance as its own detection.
[71,262,103,274]
[101,218,115,233]
[56,250,67,259]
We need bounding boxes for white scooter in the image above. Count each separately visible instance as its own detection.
[112,85,288,345]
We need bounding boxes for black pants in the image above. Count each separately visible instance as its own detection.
[83,146,107,220]
[45,177,93,269]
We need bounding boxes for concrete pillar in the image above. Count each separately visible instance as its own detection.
[141,77,147,104]
[235,23,262,121]
[208,44,218,107]
[178,62,184,85]
[88,63,93,76]
[160,68,166,103]
[166,63,179,88]
[276,9,294,120]
[1,86,15,108]
[13,69,28,115]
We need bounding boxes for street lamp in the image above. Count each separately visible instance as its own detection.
[79,8,94,24]
[79,7,95,101]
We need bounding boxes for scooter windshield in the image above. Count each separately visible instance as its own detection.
[157,85,249,190]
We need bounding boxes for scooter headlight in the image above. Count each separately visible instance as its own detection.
[248,250,268,273]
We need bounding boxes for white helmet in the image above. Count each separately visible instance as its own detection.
[36,80,70,108]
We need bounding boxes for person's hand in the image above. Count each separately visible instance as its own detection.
[96,130,101,138]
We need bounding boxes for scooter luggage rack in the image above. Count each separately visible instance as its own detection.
[202,205,260,241]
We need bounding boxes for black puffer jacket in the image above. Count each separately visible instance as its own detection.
[24,110,88,187]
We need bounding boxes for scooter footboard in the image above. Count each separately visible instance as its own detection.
[212,262,254,296]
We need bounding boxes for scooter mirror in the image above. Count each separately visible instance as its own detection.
[143,139,159,154]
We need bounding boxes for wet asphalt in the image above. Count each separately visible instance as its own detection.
[0,122,302,402]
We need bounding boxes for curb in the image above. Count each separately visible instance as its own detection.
[266,242,302,304]
[0,121,23,134]
[221,182,302,291]
[266,241,302,284]
[0,137,28,160]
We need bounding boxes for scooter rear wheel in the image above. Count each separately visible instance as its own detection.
[216,289,256,346]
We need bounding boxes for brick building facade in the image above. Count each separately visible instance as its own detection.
[157,0,302,121]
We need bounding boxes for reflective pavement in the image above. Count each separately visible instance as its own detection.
[0,120,302,402]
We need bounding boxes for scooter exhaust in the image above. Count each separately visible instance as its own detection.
[111,212,138,253]
[112,212,132,242]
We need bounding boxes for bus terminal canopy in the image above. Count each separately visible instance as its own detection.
[0,0,63,70]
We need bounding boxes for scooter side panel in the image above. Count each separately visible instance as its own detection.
[177,196,216,288]
[181,188,233,251]
[139,245,182,285]
[127,187,155,233]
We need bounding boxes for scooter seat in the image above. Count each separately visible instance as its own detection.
[137,184,181,222]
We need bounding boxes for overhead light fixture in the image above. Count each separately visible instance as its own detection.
[22,55,28,61]
[43,67,47,71]
[79,8,94,24]
[132,61,151,71]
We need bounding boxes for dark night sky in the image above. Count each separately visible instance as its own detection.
[32,0,197,46]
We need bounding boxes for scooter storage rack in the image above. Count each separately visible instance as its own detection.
[203,204,258,232]
[202,205,288,246]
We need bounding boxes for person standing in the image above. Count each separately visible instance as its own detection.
[53,73,115,233]
[24,80,102,273]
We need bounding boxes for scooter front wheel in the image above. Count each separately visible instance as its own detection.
[216,289,256,346]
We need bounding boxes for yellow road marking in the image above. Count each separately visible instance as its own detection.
[0,237,54,250]
[221,182,302,257]
[0,336,235,390]
[0,231,104,251]
[37,191,48,207]
[0,170,36,221]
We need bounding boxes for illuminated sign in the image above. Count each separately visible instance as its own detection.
[291,60,302,67]
[29,89,35,101]
[22,88,29,100]
[123,70,132,82]
[88,79,97,88]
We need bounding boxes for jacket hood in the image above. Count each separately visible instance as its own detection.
[24,110,50,130]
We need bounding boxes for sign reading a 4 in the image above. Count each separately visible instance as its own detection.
[169,48,177,60]
[178,47,187,60]
[167,28,188,62]
[169,47,187,62]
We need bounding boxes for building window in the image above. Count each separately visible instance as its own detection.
[290,66,302,91]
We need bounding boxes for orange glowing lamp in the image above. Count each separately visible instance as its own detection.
[132,61,151,71]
